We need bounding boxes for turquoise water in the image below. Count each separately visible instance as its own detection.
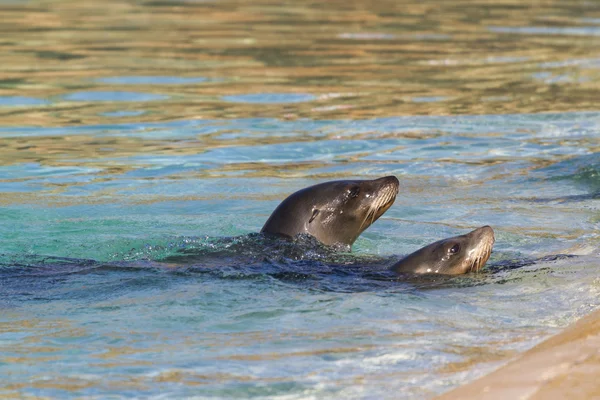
[2,112,600,398]
[2,0,600,398]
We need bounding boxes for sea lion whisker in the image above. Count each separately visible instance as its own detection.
[359,205,374,231]
[360,193,385,231]
[370,202,378,225]
[366,205,378,229]
[358,209,371,231]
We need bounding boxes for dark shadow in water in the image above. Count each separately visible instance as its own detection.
[525,191,600,204]
[0,235,586,303]
[485,254,578,273]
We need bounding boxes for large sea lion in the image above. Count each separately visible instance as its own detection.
[261,176,400,250]
[392,226,495,275]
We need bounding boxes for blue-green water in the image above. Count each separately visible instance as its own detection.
[2,112,599,399]
[2,0,600,398]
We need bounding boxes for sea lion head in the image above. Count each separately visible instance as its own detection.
[261,176,400,249]
[392,226,495,275]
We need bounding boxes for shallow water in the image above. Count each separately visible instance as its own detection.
[1,0,600,398]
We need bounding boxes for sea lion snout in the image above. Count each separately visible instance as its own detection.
[375,175,400,187]
[464,226,495,273]
[372,176,400,196]
[392,225,496,275]
[471,225,494,241]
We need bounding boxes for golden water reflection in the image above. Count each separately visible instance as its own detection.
[0,0,599,127]
[1,0,599,204]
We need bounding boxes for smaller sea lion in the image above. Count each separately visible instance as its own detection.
[392,226,495,275]
[261,176,400,250]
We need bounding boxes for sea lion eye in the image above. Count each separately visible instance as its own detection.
[348,186,360,198]
[449,244,460,254]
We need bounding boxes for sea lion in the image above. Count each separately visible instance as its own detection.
[392,226,495,275]
[261,176,400,249]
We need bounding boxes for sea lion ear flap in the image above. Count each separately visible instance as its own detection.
[309,209,320,223]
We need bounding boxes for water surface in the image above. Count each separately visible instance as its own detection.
[1,0,600,398]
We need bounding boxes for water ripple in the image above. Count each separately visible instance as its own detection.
[97,76,211,85]
[62,91,168,102]
[222,93,317,104]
